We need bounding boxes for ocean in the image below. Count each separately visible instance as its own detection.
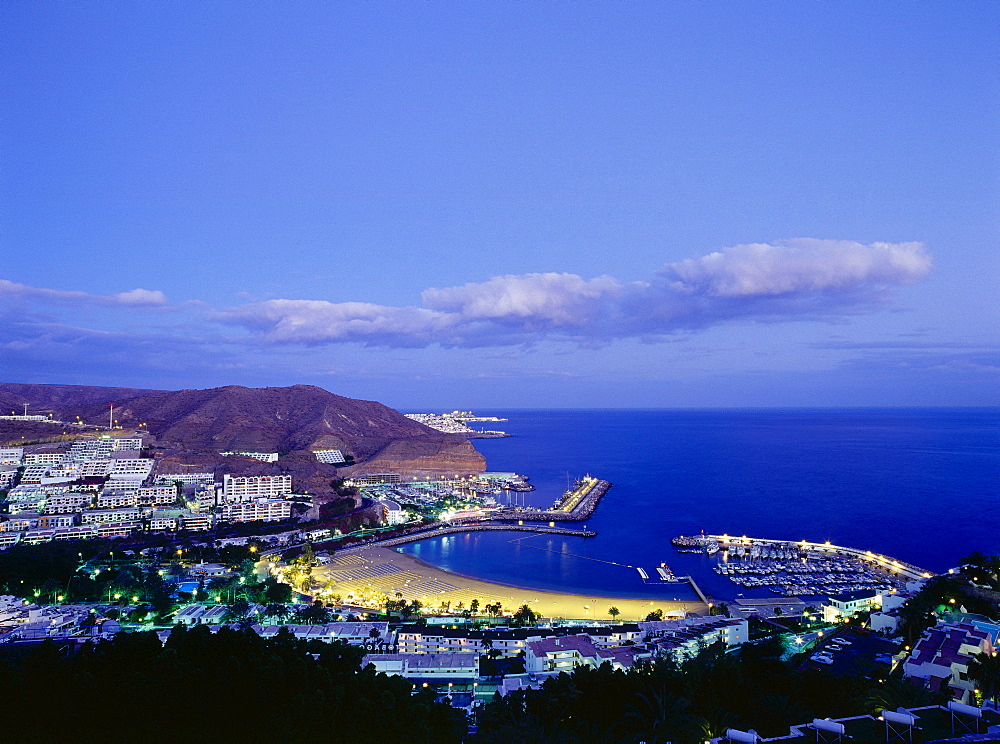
[399,409,1000,603]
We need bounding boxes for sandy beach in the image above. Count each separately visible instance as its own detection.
[313,545,707,622]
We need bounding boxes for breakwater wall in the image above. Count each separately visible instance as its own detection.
[341,523,596,551]
[493,478,611,522]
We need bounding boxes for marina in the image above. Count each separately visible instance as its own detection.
[672,533,933,597]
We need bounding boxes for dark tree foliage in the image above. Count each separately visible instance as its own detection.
[0,625,466,744]
[471,642,942,744]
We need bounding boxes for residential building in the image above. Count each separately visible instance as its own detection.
[823,589,882,622]
[155,472,214,486]
[219,499,292,523]
[0,516,39,532]
[111,437,143,450]
[53,526,98,541]
[96,522,141,538]
[640,616,749,660]
[66,439,114,462]
[44,493,93,513]
[23,453,64,466]
[220,451,279,463]
[81,508,143,525]
[96,491,139,509]
[314,449,346,464]
[37,514,76,529]
[0,448,23,465]
[137,486,177,506]
[903,622,994,704]
[222,474,293,501]
[362,652,480,682]
[379,499,407,525]
[524,634,649,674]
[180,512,213,531]
[79,459,112,477]
[108,458,154,481]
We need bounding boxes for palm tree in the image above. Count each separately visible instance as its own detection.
[608,606,620,622]
[470,598,480,615]
[969,651,1000,706]
[622,686,698,744]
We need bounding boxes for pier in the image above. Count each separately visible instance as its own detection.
[493,477,611,522]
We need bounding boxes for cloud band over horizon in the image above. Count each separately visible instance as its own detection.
[213,239,933,347]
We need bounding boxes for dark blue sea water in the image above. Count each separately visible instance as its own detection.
[399,409,999,602]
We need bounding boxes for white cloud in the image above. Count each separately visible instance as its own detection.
[0,279,169,307]
[658,239,933,297]
[215,239,933,347]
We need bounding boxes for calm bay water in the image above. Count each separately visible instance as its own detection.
[400,409,999,602]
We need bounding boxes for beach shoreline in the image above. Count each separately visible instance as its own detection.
[315,544,708,622]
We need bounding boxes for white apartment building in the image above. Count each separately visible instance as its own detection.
[222,474,292,502]
[155,472,214,486]
[66,439,114,462]
[0,470,17,488]
[81,508,143,525]
[0,516,38,532]
[96,492,139,509]
[314,449,346,464]
[96,522,141,538]
[220,451,279,463]
[53,526,98,541]
[22,529,57,545]
[137,486,177,505]
[379,499,407,525]
[148,513,180,531]
[80,459,113,477]
[362,652,480,681]
[44,493,94,514]
[18,465,50,484]
[109,458,154,480]
[37,514,76,529]
[8,498,46,514]
[219,499,292,523]
[24,453,64,466]
[180,513,213,531]
[0,448,23,465]
[111,437,143,450]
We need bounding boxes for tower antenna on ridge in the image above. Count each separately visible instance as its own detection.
[109,403,114,429]
[23,403,28,417]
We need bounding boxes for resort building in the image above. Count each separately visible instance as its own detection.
[524,634,649,674]
[903,622,994,704]
[379,499,407,525]
[822,589,883,623]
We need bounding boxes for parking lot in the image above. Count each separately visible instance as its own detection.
[800,626,899,677]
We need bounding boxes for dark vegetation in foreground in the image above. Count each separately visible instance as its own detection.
[472,638,942,744]
[0,625,466,744]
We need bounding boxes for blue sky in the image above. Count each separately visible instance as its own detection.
[2,2,997,408]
